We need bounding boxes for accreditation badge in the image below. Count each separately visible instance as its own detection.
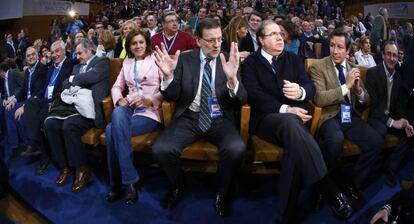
[340,104,352,124]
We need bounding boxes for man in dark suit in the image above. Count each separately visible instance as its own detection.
[239,11,263,53]
[0,60,23,149]
[366,41,414,186]
[44,39,109,192]
[3,33,17,59]
[23,40,74,174]
[5,47,47,153]
[152,18,247,217]
[310,28,383,199]
[242,20,353,222]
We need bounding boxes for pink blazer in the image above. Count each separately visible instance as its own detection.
[111,54,163,123]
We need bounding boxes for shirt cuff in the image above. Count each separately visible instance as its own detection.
[160,77,173,91]
[357,90,365,103]
[298,87,306,101]
[279,104,289,113]
[341,84,350,96]
[386,118,395,128]
[227,80,239,98]
[69,75,74,83]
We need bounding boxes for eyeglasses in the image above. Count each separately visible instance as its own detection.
[262,32,285,38]
[201,37,224,45]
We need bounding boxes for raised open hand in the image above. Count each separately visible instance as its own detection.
[220,42,240,88]
[154,42,180,81]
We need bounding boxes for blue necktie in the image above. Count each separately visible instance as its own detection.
[4,75,9,97]
[44,67,59,99]
[335,64,346,85]
[199,58,213,132]
[335,64,350,103]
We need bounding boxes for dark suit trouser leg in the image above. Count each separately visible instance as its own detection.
[24,98,48,154]
[204,117,246,195]
[319,118,345,170]
[44,118,67,168]
[61,116,94,168]
[256,113,328,219]
[369,118,411,171]
[4,103,22,148]
[344,117,383,188]
[152,112,200,188]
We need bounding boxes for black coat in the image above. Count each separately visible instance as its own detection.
[365,63,405,123]
[241,50,315,133]
[15,62,48,102]
[1,69,23,99]
[161,49,247,125]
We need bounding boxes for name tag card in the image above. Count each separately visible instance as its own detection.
[208,97,222,118]
[340,104,352,124]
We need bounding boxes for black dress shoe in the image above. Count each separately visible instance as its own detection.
[330,193,354,219]
[105,186,124,203]
[36,158,50,175]
[125,183,139,205]
[161,188,181,209]
[214,193,231,217]
[384,168,397,187]
[344,184,361,200]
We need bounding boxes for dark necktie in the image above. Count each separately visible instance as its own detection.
[335,64,350,103]
[335,64,346,85]
[199,58,213,132]
[271,56,278,75]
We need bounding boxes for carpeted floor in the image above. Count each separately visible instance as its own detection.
[3,145,414,224]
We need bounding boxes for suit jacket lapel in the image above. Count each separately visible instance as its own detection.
[215,56,226,96]
[325,57,339,88]
[191,50,201,97]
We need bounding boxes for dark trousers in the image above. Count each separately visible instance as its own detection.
[368,118,411,171]
[43,115,94,169]
[23,98,49,155]
[152,110,245,195]
[319,116,383,188]
[255,113,328,218]
[4,102,28,148]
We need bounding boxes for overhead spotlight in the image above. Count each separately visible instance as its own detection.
[69,10,76,17]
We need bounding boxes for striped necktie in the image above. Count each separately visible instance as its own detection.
[199,58,213,132]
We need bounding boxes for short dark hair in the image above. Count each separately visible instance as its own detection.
[125,29,153,59]
[195,18,221,38]
[249,11,263,21]
[328,28,352,51]
[381,40,397,53]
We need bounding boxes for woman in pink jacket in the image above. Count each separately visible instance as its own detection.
[105,29,163,205]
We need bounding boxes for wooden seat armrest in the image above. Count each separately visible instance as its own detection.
[308,101,322,137]
[162,101,175,127]
[240,104,251,143]
[102,96,114,124]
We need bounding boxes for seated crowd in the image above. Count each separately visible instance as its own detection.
[1,0,414,223]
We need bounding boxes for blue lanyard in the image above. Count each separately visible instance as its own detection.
[27,68,34,98]
[133,61,140,92]
[203,59,214,89]
[162,32,178,53]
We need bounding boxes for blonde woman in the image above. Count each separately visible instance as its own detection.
[114,20,138,58]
